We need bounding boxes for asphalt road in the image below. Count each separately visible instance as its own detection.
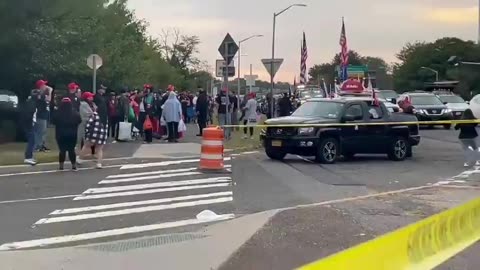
[0,128,470,253]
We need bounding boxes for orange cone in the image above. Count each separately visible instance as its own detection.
[199,126,225,171]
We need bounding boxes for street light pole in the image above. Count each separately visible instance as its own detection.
[420,66,439,81]
[478,0,480,44]
[237,35,263,97]
[270,3,306,118]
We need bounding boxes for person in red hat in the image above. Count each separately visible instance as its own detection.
[65,82,81,112]
[33,80,52,152]
[52,98,81,171]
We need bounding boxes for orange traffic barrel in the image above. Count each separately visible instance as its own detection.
[199,126,225,171]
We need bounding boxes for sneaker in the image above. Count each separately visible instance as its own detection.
[250,136,255,140]
[72,165,78,172]
[476,161,480,166]
[59,164,64,171]
[24,159,37,166]
[242,135,248,139]
[76,157,85,164]
[96,163,103,169]
[464,163,471,168]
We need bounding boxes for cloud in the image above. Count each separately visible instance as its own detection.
[423,7,478,24]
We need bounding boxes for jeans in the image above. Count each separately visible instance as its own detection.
[459,138,480,165]
[218,113,230,139]
[34,119,47,150]
[24,130,35,159]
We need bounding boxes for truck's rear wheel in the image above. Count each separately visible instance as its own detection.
[316,137,339,164]
[265,145,286,161]
[388,137,409,161]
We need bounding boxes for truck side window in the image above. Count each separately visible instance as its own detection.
[345,104,363,120]
[368,105,383,119]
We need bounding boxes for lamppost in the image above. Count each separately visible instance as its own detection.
[238,35,263,96]
[420,66,439,81]
[270,3,307,118]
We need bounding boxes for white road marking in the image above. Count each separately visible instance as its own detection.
[51,192,233,215]
[106,165,232,179]
[99,172,203,184]
[84,177,232,194]
[73,183,231,200]
[0,214,235,251]
[0,164,123,178]
[35,197,233,224]
[0,157,134,170]
[0,194,79,205]
[120,157,232,170]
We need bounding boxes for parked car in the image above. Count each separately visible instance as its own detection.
[436,93,469,119]
[0,90,20,142]
[377,90,399,103]
[260,98,420,163]
[398,91,453,129]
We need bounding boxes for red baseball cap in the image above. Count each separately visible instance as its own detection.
[81,92,94,100]
[68,82,79,90]
[35,80,48,89]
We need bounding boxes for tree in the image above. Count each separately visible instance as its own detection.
[393,37,480,96]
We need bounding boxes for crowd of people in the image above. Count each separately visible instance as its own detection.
[20,80,260,170]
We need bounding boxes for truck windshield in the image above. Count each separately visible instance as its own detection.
[293,101,343,119]
[411,95,443,105]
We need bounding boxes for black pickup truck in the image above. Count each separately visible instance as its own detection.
[260,98,420,164]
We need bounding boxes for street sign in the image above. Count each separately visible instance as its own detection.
[215,59,235,78]
[262,58,284,78]
[87,54,103,70]
[218,33,239,65]
[244,75,258,86]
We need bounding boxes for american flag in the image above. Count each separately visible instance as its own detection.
[300,32,308,85]
[339,18,349,81]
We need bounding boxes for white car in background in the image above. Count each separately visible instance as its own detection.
[437,94,469,119]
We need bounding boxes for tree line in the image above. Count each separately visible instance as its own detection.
[0,0,213,100]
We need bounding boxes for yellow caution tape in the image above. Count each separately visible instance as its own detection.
[221,120,480,128]
[296,197,480,270]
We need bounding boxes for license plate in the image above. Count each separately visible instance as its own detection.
[271,140,282,147]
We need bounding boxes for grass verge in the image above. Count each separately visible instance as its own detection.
[0,128,58,166]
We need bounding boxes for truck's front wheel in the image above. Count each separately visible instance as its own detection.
[316,137,339,164]
[388,137,409,161]
[265,145,287,161]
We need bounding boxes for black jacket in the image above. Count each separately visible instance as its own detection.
[278,96,292,117]
[94,93,108,125]
[52,110,82,138]
[455,123,478,139]
[196,94,209,116]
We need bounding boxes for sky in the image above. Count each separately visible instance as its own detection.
[127,0,479,82]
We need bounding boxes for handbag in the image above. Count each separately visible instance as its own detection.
[118,121,132,141]
[143,116,153,130]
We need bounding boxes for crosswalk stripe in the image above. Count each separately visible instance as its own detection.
[120,157,232,170]
[99,172,203,184]
[51,192,233,215]
[73,183,231,200]
[84,177,231,194]
[35,197,233,225]
[0,214,235,251]
[107,165,232,179]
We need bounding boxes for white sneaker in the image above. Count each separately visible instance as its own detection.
[464,163,470,167]
[242,135,248,139]
[96,163,103,169]
[24,159,37,166]
[476,161,480,166]
[76,157,85,164]
[250,136,255,140]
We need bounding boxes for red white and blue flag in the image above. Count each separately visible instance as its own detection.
[300,32,308,85]
[339,18,349,82]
